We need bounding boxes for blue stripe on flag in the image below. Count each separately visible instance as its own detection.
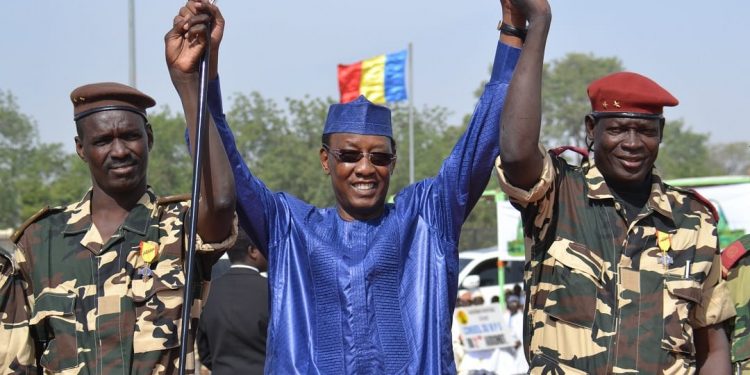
[384,50,407,102]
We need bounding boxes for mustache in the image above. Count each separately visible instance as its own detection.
[106,158,138,169]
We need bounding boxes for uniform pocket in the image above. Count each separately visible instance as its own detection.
[131,264,185,353]
[661,277,701,355]
[31,292,80,372]
[543,239,604,329]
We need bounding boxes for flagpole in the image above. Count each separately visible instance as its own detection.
[408,42,414,184]
[128,0,136,87]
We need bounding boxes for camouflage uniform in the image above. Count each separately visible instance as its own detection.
[0,189,236,374]
[723,235,750,373]
[495,149,735,374]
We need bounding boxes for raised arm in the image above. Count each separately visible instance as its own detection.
[165,0,235,243]
[176,1,280,254]
[413,1,525,242]
[499,0,551,190]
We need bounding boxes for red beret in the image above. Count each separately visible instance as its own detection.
[71,82,155,121]
[587,72,678,118]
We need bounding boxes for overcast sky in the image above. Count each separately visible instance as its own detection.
[2,0,748,151]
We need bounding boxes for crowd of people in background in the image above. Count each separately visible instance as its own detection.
[453,285,528,375]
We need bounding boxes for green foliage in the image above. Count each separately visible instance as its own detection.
[146,107,193,196]
[710,141,750,175]
[656,119,723,179]
[44,153,91,209]
[388,103,456,193]
[0,91,70,227]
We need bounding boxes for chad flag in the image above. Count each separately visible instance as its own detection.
[337,50,407,104]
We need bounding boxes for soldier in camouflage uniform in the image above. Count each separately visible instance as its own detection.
[0,6,237,373]
[494,1,735,373]
[722,235,750,374]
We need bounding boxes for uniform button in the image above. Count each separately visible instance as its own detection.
[615,202,622,211]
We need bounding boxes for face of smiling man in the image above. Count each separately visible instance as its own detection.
[586,115,663,188]
[320,132,396,221]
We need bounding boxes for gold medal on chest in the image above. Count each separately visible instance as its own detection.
[139,240,160,264]
[656,231,673,266]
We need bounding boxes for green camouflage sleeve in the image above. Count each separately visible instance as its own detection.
[726,235,750,363]
[0,245,37,373]
[494,146,558,243]
[691,244,735,328]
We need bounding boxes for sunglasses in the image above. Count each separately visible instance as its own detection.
[323,145,396,167]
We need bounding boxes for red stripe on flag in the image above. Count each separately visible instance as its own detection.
[338,62,363,103]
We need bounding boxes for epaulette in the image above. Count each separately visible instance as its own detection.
[550,145,589,158]
[722,239,749,273]
[10,206,64,244]
[157,193,191,206]
[668,185,719,222]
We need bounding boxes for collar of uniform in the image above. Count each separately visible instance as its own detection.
[583,159,675,222]
[62,189,95,236]
[62,188,155,254]
[646,170,674,222]
[119,189,156,236]
[583,159,615,200]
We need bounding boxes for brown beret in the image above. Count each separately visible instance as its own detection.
[587,72,678,119]
[70,82,155,121]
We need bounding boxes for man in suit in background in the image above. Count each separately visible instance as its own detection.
[197,228,268,374]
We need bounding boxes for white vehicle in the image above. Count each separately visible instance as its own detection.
[456,189,526,305]
[458,247,524,305]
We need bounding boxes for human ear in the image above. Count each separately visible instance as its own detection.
[74,136,86,161]
[146,122,154,150]
[658,119,665,143]
[320,148,331,175]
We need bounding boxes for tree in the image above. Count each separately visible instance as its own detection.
[710,142,750,175]
[0,91,70,228]
[656,119,724,179]
[146,107,193,196]
[388,102,456,194]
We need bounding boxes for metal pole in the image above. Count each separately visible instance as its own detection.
[178,28,211,375]
[408,42,414,184]
[495,191,505,308]
[128,0,136,87]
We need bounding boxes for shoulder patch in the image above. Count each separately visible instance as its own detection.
[722,239,748,272]
[11,206,64,244]
[667,186,719,222]
[157,193,191,206]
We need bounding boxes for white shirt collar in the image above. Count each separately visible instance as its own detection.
[230,264,260,273]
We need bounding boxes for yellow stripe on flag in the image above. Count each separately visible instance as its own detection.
[359,55,386,104]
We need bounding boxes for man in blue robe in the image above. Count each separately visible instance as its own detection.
[177,0,534,372]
